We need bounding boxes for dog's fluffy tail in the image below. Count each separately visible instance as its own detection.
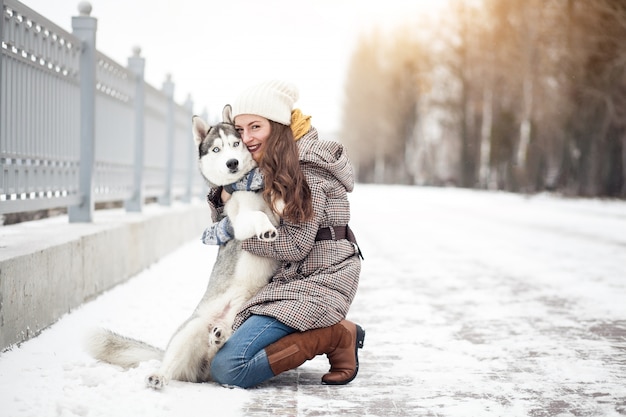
[84,328,164,369]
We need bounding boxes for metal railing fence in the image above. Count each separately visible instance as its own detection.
[1,0,206,222]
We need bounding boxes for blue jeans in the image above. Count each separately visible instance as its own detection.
[211,315,297,388]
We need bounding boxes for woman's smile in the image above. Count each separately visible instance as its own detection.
[235,114,272,162]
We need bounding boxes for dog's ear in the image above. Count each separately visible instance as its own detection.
[191,115,210,148]
[222,104,234,124]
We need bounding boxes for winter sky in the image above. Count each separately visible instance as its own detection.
[20,0,450,132]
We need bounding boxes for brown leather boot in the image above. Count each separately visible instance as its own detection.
[322,320,365,385]
[264,320,365,385]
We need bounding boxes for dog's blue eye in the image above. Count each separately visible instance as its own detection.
[233,142,240,147]
[212,147,220,153]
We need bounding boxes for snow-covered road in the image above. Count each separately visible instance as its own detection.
[1,185,625,417]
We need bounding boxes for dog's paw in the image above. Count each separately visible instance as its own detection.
[257,225,277,242]
[208,325,230,347]
[146,373,167,390]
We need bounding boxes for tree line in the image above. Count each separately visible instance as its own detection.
[341,0,626,198]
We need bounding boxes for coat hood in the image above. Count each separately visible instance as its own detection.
[296,127,354,192]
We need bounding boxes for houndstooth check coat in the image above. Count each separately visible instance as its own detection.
[209,127,361,332]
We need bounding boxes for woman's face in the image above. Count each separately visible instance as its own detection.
[234,114,271,162]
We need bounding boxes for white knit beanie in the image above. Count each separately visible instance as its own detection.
[231,80,299,126]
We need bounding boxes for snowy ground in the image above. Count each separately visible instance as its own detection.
[1,185,625,417]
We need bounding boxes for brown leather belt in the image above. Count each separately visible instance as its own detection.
[315,225,364,259]
[315,225,348,241]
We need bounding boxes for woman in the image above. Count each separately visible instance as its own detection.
[206,80,364,388]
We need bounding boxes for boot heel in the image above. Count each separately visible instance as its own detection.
[356,325,365,349]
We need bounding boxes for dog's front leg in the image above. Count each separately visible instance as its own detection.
[231,210,277,241]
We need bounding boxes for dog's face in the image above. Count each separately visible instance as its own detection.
[192,116,257,187]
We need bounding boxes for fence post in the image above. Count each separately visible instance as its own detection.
[125,46,145,212]
[183,94,194,203]
[160,74,174,206]
[0,0,4,135]
[69,2,97,223]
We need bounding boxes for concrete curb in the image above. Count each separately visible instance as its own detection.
[0,203,211,351]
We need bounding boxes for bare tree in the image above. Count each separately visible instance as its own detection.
[341,28,425,183]
[341,33,386,182]
[341,0,626,197]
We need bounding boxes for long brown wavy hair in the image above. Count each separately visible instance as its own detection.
[258,121,314,223]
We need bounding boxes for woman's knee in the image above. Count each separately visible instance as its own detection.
[210,348,239,386]
[211,345,273,388]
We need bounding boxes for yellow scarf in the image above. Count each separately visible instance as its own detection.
[290,109,311,141]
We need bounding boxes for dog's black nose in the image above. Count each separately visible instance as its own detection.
[226,159,239,171]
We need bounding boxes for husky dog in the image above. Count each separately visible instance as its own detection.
[85,105,280,389]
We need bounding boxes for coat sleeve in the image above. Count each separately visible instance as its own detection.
[206,186,225,222]
[241,183,326,262]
